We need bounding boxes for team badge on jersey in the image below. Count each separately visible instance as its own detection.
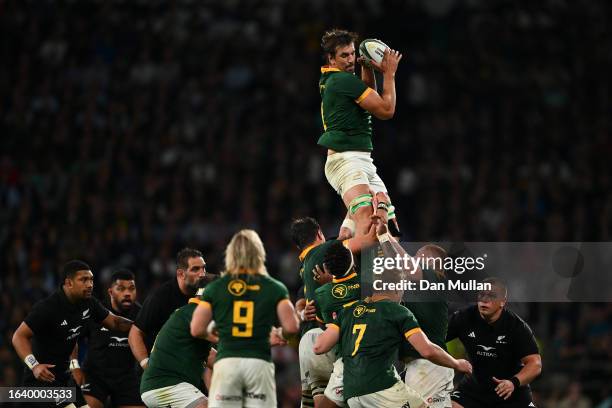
[332,284,348,299]
[228,279,247,296]
[353,304,367,317]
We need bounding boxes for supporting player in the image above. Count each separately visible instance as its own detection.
[12,260,133,408]
[447,278,542,408]
[190,229,300,408]
[313,268,472,408]
[318,28,402,237]
[312,241,362,408]
[72,269,144,408]
[140,287,214,408]
[399,245,454,408]
[290,217,377,408]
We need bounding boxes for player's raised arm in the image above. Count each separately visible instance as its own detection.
[359,49,402,120]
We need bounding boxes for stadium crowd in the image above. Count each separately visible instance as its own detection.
[1,0,610,406]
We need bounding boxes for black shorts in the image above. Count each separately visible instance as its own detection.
[22,369,87,408]
[81,368,143,406]
[451,384,536,408]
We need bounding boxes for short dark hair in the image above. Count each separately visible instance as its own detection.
[321,28,359,61]
[481,277,508,298]
[110,269,135,285]
[324,241,353,278]
[62,260,91,280]
[290,217,321,250]
[177,248,204,269]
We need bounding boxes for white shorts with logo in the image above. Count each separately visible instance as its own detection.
[207,357,276,408]
[141,382,207,408]
[299,328,335,397]
[347,380,426,408]
[404,358,454,408]
[324,151,388,197]
[324,358,345,407]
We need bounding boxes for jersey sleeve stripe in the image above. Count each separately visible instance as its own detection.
[316,316,324,323]
[199,300,212,309]
[188,297,204,305]
[327,323,340,330]
[355,87,373,104]
[404,327,422,339]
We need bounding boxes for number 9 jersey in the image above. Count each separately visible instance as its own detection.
[200,273,290,362]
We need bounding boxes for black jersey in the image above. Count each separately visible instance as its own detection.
[82,301,141,375]
[23,287,109,375]
[133,278,190,351]
[447,305,539,403]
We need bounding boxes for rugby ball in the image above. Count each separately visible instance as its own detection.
[359,38,390,64]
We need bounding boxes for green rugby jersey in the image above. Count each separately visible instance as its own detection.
[332,299,421,400]
[201,273,289,362]
[400,269,449,360]
[140,299,212,394]
[313,272,360,324]
[318,67,373,152]
[299,239,343,334]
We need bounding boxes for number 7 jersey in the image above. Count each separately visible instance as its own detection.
[332,299,422,400]
[200,273,290,363]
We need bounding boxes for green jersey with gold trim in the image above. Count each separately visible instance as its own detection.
[299,239,343,334]
[313,272,360,324]
[140,300,212,394]
[333,299,421,400]
[200,273,289,362]
[318,67,373,152]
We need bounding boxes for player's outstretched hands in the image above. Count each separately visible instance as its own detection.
[370,48,402,75]
[456,359,473,375]
[33,363,56,382]
[493,377,516,400]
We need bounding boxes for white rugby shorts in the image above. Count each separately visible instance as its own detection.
[324,151,387,197]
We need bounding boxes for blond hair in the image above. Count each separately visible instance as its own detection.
[224,229,268,276]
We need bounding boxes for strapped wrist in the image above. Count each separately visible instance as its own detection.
[139,357,149,368]
[378,233,391,243]
[24,354,39,370]
[69,359,80,370]
[510,376,521,388]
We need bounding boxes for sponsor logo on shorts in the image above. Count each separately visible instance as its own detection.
[244,391,266,401]
[427,396,446,404]
[215,394,242,401]
[227,279,247,296]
